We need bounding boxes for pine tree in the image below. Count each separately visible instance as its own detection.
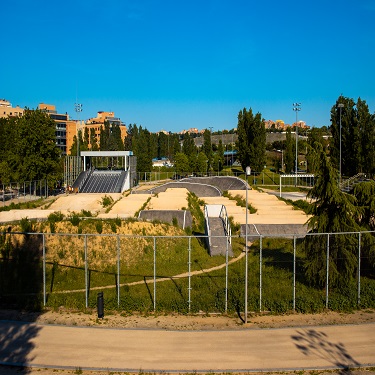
[304,144,360,287]
[306,127,326,174]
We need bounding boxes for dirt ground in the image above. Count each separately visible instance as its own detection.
[1,307,375,330]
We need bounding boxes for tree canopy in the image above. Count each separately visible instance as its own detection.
[0,109,61,185]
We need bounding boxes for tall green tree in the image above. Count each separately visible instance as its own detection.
[196,151,208,176]
[357,99,375,177]
[306,127,326,174]
[133,126,152,174]
[217,140,225,171]
[236,107,266,172]
[89,128,99,151]
[304,144,360,287]
[182,132,196,156]
[174,152,190,175]
[124,123,136,151]
[157,132,169,159]
[150,133,158,159]
[284,128,294,173]
[202,129,213,170]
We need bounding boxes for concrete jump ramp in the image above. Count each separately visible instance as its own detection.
[181,176,247,191]
[134,181,221,197]
[133,176,249,197]
[242,223,309,238]
[138,210,193,229]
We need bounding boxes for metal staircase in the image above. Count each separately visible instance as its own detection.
[204,204,233,257]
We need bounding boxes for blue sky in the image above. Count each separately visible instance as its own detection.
[2,0,375,133]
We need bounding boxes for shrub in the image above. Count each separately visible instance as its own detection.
[48,211,64,222]
[20,217,34,233]
[101,195,114,208]
[69,213,81,227]
[95,221,103,234]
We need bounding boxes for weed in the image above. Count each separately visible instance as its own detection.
[101,195,114,208]
[69,213,81,227]
[96,221,103,234]
[20,217,34,233]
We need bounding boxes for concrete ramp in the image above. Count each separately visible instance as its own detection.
[138,210,192,229]
[241,223,308,238]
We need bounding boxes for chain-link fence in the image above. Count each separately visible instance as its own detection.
[1,230,374,314]
[0,179,49,206]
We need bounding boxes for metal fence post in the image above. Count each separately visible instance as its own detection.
[188,236,192,312]
[225,234,229,313]
[325,233,330,309]
[117,235,120,307]
[43,234,46,307]
[85,235,88,308]
[358,232,361,306]
[153,236,156,311]
[293,236,296,311]
[259,235,263,312]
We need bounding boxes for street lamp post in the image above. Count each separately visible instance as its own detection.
[292,103,301,183]
[75,103,83,176]
[245,166,251,324]
[338,103,344,184]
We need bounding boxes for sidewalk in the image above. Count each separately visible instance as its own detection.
[0,321,374,372]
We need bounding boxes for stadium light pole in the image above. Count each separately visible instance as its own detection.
[293,103,301,183]
[75,103,83,176]
[245,166,251,324]
[338,103,344,184]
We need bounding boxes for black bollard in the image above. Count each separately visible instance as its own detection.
[97,292,104,318]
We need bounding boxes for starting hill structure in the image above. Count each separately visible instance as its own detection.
[65,151,137,193]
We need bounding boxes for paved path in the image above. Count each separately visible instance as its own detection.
[0,321,374,372]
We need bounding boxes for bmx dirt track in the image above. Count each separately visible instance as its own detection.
[0,183,374,374]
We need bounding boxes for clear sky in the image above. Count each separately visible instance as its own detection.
[2,0,375,133]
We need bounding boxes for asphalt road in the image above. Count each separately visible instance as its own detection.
[0,321,374,372]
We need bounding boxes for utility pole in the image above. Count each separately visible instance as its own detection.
[75,102,83,177]
[292,103,301,184]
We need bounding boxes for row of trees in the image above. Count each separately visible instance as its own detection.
[1,95,374,184]
[124,125,225,175]
[330,96,375,177]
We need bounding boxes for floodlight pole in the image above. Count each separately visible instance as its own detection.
[292,103,301,184]
[338,103,344,184]
[75,103,83,176]
[245,166,251,324]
